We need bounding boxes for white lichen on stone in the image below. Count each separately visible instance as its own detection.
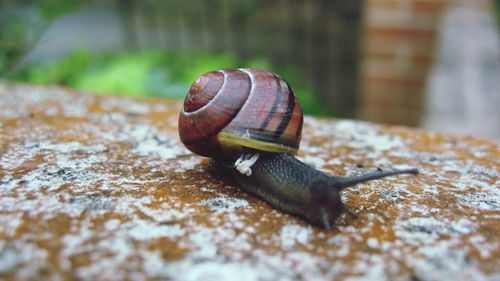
[279,224,313,250]
[0,84,498,280]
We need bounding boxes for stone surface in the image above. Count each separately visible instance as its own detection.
[0,82,499,280]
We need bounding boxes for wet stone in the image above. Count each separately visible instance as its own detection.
[0,83,499,280]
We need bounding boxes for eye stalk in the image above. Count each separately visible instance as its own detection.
[178,68,419,229]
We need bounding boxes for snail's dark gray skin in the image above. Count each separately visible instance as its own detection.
[216,152,418,229]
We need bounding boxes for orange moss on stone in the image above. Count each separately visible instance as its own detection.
[0,83,498,280]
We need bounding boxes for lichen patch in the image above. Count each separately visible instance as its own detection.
[0,83,498,280]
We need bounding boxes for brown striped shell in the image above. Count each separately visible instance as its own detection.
[178,68,304,159]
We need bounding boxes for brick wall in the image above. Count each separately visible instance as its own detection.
[358,0,447,126]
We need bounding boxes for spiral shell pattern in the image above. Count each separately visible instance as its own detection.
[178,68,303,158]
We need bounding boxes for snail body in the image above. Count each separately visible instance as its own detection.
[179,68,418,229]
[226,153,345,229]
[227,153,417,229]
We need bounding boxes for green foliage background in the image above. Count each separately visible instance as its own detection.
[6,49,331,116]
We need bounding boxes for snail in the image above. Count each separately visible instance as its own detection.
[178,68,418,229]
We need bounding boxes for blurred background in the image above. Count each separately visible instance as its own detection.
[1,0,499,139]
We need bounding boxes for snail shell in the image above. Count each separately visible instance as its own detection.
[178,68,303,159]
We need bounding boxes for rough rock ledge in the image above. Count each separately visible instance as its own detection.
[0,83,498,280]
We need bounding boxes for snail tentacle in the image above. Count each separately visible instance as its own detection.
[329,167,419,188]
[321,208,333,230]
